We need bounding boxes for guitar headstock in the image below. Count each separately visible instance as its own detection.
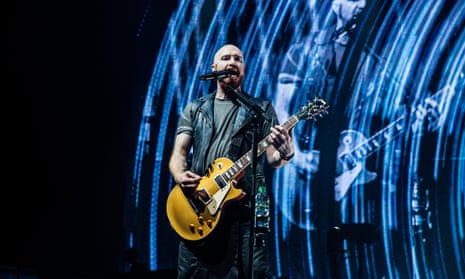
[295,97,330,121]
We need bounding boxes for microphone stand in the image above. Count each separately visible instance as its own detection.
[221,81,270,279]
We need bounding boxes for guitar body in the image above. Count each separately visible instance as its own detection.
[334,129,377,201]
[166,157,246,241]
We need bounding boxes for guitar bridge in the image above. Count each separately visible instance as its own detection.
[196,187,222,216]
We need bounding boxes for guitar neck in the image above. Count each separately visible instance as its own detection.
[222,115,300,181]
[348,85,450,162]
[349,115,405,161]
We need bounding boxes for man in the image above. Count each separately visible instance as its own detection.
[169,44,294,279]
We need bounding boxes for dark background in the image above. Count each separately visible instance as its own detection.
[6,0,177,277]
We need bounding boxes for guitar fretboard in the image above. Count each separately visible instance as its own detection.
[214,97,329,185]
[220,115,300,183]
[350,115,406,161]
[348,86,450,162]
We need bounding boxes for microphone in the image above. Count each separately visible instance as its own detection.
[199,69,238,80]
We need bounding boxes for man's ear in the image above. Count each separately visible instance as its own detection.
[211,63,216,71]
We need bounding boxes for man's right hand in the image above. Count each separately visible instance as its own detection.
[176,170,201,188]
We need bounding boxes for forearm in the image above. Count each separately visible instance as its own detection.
[169,133,194,184]
[169,152,188,183]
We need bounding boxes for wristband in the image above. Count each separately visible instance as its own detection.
[281,152,295,161]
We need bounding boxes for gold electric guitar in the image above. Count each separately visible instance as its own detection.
[166,97,329,241]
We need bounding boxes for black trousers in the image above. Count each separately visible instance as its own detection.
[177,219,275,279]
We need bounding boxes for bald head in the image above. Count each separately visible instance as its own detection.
[213,44,244,65]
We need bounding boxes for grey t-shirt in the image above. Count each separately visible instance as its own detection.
[205,98,239,166]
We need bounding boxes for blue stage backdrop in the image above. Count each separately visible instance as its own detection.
[124,1,464,278]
